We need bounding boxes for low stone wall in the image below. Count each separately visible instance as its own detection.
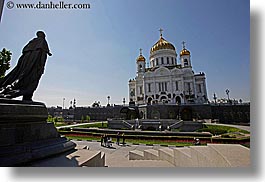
[107,119,203,132]
[48,103,250,124]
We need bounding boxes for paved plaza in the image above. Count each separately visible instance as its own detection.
[73,140,176,167]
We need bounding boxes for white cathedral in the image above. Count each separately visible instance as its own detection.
[128,30,208,105]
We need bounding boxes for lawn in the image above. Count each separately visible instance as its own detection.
[50,122,69,127]
[71,122,108,128]
[196,124,250,135]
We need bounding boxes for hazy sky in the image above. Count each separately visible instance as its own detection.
[0,0,250,107]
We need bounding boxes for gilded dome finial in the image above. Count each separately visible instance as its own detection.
[180,41,191,56]
[136,48,146,62]
[159,28,163,38]
[182,41,186,49]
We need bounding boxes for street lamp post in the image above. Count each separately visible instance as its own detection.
[213,93,217,104]
[61,98,65,119]
[63,98,65,109]
[225,89,230,102]
[123,98,126,106]
[107,96,110,106]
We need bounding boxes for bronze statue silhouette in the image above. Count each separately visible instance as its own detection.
[0,31,52,101]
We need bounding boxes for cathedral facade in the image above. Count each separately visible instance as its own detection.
[129,30,208,106]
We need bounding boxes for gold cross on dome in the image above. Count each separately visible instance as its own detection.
[182,41,186,49]
[139,48,143,55]
[159,28,163,37]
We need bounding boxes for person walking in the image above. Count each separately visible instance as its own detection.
[103,134,107,147]
[116,132,120,145]
[100,135,104,146]
[122,133,125,145]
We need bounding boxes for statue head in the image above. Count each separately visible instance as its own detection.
[36,31,46,38]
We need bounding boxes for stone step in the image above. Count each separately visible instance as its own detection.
[173,147,192,167]
[158,148,174,164]
[189,145,230,167]
[144,149,159,160]
[129,160,174,167]
[129,150,144,160]
[189,146,215,167]
[208,144,250,167]
[75,145,89,150]
[108,159,174,167]
[172,144,250,167]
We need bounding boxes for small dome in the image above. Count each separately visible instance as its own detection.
[136,48,146,62]
[136,54,146,62]
[150,36,175,54]
[180,49,190,56]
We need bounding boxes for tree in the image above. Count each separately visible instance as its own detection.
[86,115,90,122]
[0,48,12,78]
[54,117,58,123]
[47,115,53,122]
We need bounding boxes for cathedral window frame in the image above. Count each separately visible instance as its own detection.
[198,84,202,93]
[176,81,179,91]
[139,86,143,95]
[148,83,151,92]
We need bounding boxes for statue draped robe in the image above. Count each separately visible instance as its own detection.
[0,36,50,100]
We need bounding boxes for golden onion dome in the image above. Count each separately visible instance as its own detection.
[136,48,146,62]
[180,48,190,56]
[150,36,176,54]
[136,54,146,62]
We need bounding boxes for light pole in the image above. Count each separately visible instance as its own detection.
[225,89,230,102]
[107,96,110,106]
[123,98,126,106]
[0,0,4,23]
[63,98,65,109]
[213,93,217,104]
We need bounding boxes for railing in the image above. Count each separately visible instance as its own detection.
[168,121,183,129]
[122,120,134,129]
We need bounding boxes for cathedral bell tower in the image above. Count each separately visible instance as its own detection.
[136,48,146,75]
[180,41,192,68]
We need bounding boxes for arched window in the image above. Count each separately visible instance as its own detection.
[184,59,189,66]
[147,97,152,105]
[176,96,181,104]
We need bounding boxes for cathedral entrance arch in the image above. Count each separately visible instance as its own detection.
[151,110,160,119]
[147,97,153,105]
[159,95,168,103]
[175,96,181,104]
[120,107,139,120]
[181,107,192,121]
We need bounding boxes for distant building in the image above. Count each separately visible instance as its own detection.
[129,30,208,105]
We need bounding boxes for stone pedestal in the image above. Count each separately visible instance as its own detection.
[0,98,76,166]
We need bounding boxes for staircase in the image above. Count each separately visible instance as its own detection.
[129,144,250,167]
